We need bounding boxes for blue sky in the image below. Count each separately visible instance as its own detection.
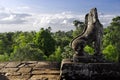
[0,0,120,13]
[0,0,120,32]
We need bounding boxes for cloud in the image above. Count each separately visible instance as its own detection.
[0,6,31,24]
[0,13,31,24]
[31,12,118,32]
[31,12,86,32]
[16,6,30,10]
[0,6,119,32]
[99,14,117,27]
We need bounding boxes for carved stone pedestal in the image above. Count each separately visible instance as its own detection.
[59,59,120,80]
[73,54,91,63]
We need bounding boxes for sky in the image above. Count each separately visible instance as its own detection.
[0,0,120,32]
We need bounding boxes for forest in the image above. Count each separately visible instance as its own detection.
[0,16,120,62]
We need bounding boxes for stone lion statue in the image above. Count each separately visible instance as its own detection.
[70,8,103,57]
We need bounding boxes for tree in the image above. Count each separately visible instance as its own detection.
[10,44,45,61]
[48,46,62,62]
[103,16,120,62]
[54,46,62,62]
[84,45,94,55]
[53,30,72,48]
[0,32,14,55]
[35,28,55,56]
[72,20,85,37]
[61,46,74,59]
[0,38,4,54]
[9,31,40,61]
[103,44,118,61]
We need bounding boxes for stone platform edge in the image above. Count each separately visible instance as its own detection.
[59,59,120,80]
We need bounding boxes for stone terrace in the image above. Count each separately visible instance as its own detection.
[0,61,60,80]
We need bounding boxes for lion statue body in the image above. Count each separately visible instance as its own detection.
[71,8,103,56]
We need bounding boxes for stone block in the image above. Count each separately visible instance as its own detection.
[18,68,32,73]
[35,62,50,68]
[60,59,120,80]
[35,61,60,69]
[0,62,8,68]
[5,72,21,76]
[30,75,59,80]
[1,68,19,73]
[5,62,21,68]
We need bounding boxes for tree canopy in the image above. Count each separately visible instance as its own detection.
[35,28,55,57]
[0,16,120,62]
[103,16,120,62]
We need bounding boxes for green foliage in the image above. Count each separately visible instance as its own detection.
[0,32,14,55]
[54,46,62,62]
[103,16,120,62]
[10,44,45,61]
[72,20,85,37]
[35,29,55,56]
[0,40,4,54]
[84,45,94,55]
[0,16,120,62]
[61,46,74,59]
[0,53,9,62]
[103,16,120,46]
[53,30,72,48]
[48,30,73,62]
[13,32,35,48]
[48,46,62,62]
[103,44,118,62]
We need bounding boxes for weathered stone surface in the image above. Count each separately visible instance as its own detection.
[0,62,8,68]
[7,75,31,80]
[30,75,59,80]
[21,61,37,68]
[7,76,22,79]
[35,62,50,68]
[0,61,60,80]
[1,68,19,73]
[18,68,32,73]
[22,61,37,64]
[32,69,60,75]
[60,59,120,80]
[25,63,36,67]
[35,61,60,69]
[21,74,31,79]
[5,72,21,76]
[32,70,45,75]
[32,70,47,75]
[18,63,25,68]
[5,62,21,68]
[48,70,60,75]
